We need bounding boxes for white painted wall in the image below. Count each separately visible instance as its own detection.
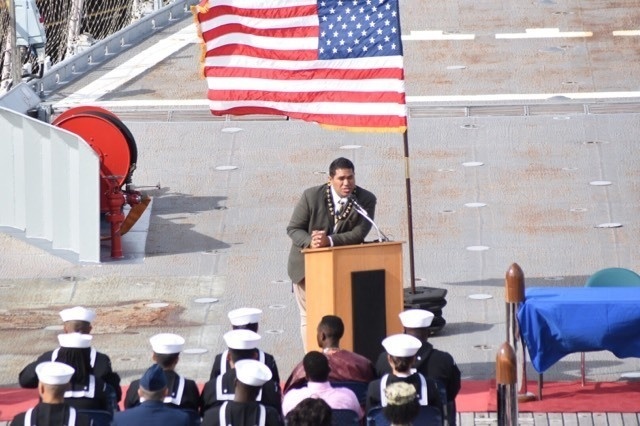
[0,106,100,262]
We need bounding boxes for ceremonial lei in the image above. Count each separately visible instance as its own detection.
[325,184,356,220]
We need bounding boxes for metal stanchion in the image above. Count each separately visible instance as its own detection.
[505,263,536,402]
[496,342,518,425]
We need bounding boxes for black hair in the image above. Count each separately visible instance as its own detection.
[389,355,414,373]
[383,397,420,424]
[154,353,179,368]
[55,347,93,386]
[302,351,330,382]
[284,397,333,426]
[329,157,354,177]
[229,348,257,363]
[318,315,344,340]
[232,323,259,332]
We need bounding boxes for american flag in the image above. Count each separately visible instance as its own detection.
[194,0,407,132]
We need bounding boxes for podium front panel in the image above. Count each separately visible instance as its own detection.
[304,242,404,354]
[352,269,386,362]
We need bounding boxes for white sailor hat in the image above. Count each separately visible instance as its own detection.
[35,361,75,385]
[227,307,262,326]
[58,333,92,348]
[234,359,272,387]
[149,333,185,354]
[382,334,422,357]
[399,309,434,328]
[59,306,96,323]
[223,329,261,350]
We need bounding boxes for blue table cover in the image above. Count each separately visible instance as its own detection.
[517,287,640,373]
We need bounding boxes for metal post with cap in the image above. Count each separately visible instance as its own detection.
[505,263,536,402]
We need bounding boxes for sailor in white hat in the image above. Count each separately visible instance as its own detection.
[365,334,443,414]
[202,360,281,426]
[18,306,122,403]
[50,333,112,411]
[201,330,282,417]
[376,309,461,425]
[124,333,200,412]
[11,362,94,426]
[209,307,280,385]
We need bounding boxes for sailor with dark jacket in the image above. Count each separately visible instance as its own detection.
[19,306,122,403]
[113,365,190,426]
[209,307,280,384]
[11,362,93,426]
[201,329,281,416]
[124,333,200,412]
[366,334,443,415]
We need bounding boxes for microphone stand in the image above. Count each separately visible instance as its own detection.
[350,198,389,243]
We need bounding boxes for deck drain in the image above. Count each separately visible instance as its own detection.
[473,344,493,350]
[539,46,565,53]
[183,348,208,355]
[194,298,219,304]
[466,245,489,251]
[596,223,622,228]
[146,302,169,308]
[221,127,243,133]
[469,294,492,300]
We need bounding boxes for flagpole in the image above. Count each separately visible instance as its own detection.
[403,129,417,294]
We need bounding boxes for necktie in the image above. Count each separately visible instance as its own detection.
[336,199,346,215]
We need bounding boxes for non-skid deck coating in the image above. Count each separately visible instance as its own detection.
[1,1,640,424]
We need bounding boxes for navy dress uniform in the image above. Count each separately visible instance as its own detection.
[201,330,282,415]
[113,365,191,426]
[376,309,461,425]
[11,362,93,426]
[124,333,200,411]
[202,360,282,426]
[209,308,280,384]
[366,334,443,413]
[19,307,121,403]
[49,333,111,411]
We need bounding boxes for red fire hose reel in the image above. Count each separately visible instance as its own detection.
[52,106,148,259]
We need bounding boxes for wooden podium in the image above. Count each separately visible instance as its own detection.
[302,241,404,361]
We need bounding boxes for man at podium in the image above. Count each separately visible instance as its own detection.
[287,157,377,348]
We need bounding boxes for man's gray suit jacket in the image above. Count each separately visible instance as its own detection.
[286,184,376,284]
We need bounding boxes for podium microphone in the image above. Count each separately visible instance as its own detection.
[348,195,390,242]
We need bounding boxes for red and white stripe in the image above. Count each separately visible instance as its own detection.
[195,0,407,131]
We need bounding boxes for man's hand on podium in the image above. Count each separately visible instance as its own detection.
[311,230,330,248]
